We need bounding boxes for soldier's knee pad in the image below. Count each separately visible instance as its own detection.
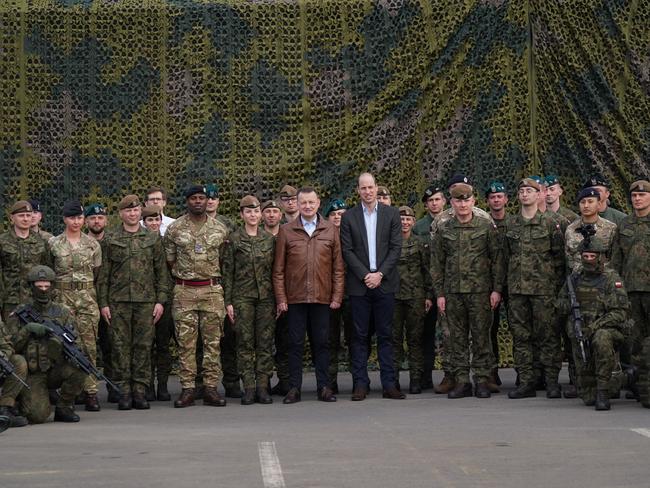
[26,403,52,424]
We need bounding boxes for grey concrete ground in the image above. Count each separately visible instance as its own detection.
[2,368,650,488]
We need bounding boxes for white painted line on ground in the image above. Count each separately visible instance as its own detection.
[631,428,650,439]
[258,441,286,488]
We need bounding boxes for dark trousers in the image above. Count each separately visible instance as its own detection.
[349,289,397,389]
[287,303,330,390]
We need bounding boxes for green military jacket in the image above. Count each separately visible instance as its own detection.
[503,211,565,296]
[610,214,650,292]
[557,206,579,224]
[431,214,504,296]
[544,209,570,235]
[600,206,628,227]
[0,229,51,308]
[412,214,433,238]
[222,227,275,303]
[396,234,433,301]
[98,225,170,306]
[216,214,237,234]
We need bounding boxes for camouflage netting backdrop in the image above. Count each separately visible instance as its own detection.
[1,0,649,367]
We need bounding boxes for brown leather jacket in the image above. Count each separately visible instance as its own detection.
[273,215,345,305]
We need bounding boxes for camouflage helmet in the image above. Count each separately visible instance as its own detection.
[578,237,608,254]
[26,265,56,283]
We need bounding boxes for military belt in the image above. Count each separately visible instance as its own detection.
[56,281,94,291]
[175,278,221,287]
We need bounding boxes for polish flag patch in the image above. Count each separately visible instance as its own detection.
[615,282,623,288]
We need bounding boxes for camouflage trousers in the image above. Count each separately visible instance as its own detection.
[392,298,425,382]
[233,297,275,388]
[20,364,86,424]
[172,284,225,389]
[151,303,174,386]
[436,313,452,377]
[58,288,100,394]
[446,293,494,384]
[109,302,155,394]
[568,323,624,403]
[629,292,650,405]
[508,294,562,386]
[0,354,27,407]
[328,299,352,385]
[274,314,289,383]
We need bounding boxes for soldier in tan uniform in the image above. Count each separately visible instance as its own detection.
[163,185,230,408]
[49,200,102,411]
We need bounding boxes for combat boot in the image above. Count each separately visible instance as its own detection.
[203,386,226,406]
[563,384,578,399]
[594,389,610,411]
[145,386,156,402]
[174,388,195,408]
[85,393,101,412]
[224,383,242,399]
[475,382,492,398]
[54,406,80,423]
[118,394,132,410]
[447,383,472,399]
[132,392,150,410]
[0,415,9,433]
[156,381,171,401]
[508,384,537,399]
[107,386,119,403]
[271,380,290,396]
[0,406,28,427]
[434,375,456,394]
[409,379,422,395]
[256,387,273,404]
[241,388,256,405]
[546,383,562,399]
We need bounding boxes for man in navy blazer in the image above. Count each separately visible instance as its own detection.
[340,172,405,400]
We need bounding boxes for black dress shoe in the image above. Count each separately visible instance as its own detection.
[447,383,472,399]
[382,386,406,399]
[508,384,537,399]
[118,394,132,410]
[283,388,301,404]
[241,388,256,405]
[351,386,368,401]
[54,406,80,423]
[318,387,337,402]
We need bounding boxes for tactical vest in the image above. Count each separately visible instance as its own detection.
[573,273,608,323]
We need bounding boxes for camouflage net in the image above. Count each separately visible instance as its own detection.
[2,0,649,367]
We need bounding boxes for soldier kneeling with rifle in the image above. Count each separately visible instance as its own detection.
[556,236,630,411]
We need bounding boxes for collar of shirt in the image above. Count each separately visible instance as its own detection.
[301,215,318,236]
[362,201,379,215]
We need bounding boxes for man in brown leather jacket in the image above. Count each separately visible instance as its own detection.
[273,187,345,404]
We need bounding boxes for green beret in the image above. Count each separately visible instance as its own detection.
[84,203,106,217]
[325,199,347,217]
[206,184,219,199]
[545,175,560,186]
[486,180,506,196]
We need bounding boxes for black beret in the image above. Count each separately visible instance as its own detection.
[583,174,609,189]
[447,173,471,188]
[576,187,601,203]
[184,185,207,199]
[421,183,444,202]
[28,199,41,213]
[62,200,84,217]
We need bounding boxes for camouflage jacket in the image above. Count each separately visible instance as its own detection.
[544,209,570,235]
[610,214,650,292]
[216,214,237,234]
[396,234,433,301]
[503,211,565,296]
[412,214,433,238]
[564,217,617,273]
[97,225,170,306]
[430,206,492,240]
[557,206,579,224]
[163,214,229,280]
[600,206,628,227]
[431,214,504,296]
[222,228,275,303]
[49,233,101,283]
[0,229,51,307]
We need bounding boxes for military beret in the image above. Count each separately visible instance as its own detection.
[205,183,219,199]
[278,185,297,198]
[399,206,415,217]
[450,183,473,200]
[324,199,347,217]
[28,199,42,213]
[261,200,281,211]
[84,203,106,217]
[118,194,141,210]
[239,195,260,209]
[184,185,207,199]
[9,200,33,214]
[141,204,162,219]
[528,175,547,187]
[518,178,541,191]
[576,187,601,203]
[630,179,650,193]
[485,180,506,196]
[447,173,471,188]
[62,200,83,217]
[545,174,561,186]
[422,183,444,202]
[377,185,390,197]
[583,174,609,189]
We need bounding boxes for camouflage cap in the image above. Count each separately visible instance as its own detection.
[583,174,609,189]
[141,204,162,219]
[118,194,141,210]
[399,206,415,218]
[450,183,473,200]
[184,185,207,199]
[422,183,444,202]
[239,195,260,209]
[518,178,541,191]
[377,185,390,196]
[205,183,219,199]
[324,199,347,217]
[62,200,83,217]
[261,200,281,211]
[84,203,106,217]
[447,173,471,188]
[630,179,650,193]
[28,199,42,213]
[579,236,608,254]
[545,174,561,186]
[278,185,297,198]
[576,187,600,203]
[485,180,506,196]
[9,200,33,214]
[26,265,56,282]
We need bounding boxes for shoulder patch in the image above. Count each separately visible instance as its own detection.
[615,281,623,288]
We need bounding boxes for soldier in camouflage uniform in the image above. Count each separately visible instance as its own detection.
[431,185,504,398]
[413,183,446,238]
[222,196,276,405]
[610,179,650,408]
[0,200,51,321]
[49,200,102,411]
[529,175,571,235]
[28,199,53,241]
[504,179,565,399]
[557,238,629,410]
[163,185,230,408]
[98,195,170,410]
[582,174,628,227]
[545,175,578,223]
[0,315,29,428]
[3,265,86,423]
[393,206,433,394]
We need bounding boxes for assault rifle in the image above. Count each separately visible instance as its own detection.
[0,354,30,390]
[13,304,121,394]
[566,274,589,363]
